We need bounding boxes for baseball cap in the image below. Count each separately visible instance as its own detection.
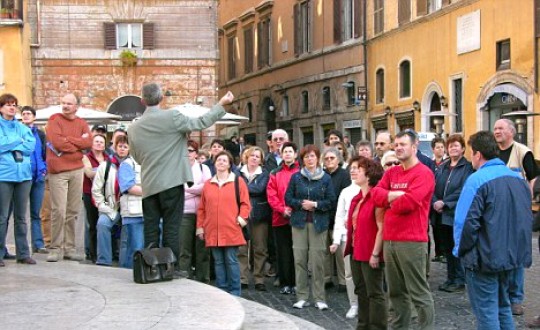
[92,124,107,132]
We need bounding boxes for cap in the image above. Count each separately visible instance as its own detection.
[266,130,274,141]
[92,124,107,132]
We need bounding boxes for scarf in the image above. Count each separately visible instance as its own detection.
[300,166,325,181]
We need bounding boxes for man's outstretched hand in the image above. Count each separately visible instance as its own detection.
[218,91,234,106]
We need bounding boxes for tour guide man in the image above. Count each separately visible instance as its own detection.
[129,83,234,278]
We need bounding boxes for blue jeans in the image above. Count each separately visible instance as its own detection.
[508,267,524,304]
[96,213,121,265]
[29,180,45,250]
[0,181,32,260]
[211,247,241,296]
[119,218,144,269]
[465,268,515,330]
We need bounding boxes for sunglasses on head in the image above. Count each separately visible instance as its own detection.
[385,161,400,167]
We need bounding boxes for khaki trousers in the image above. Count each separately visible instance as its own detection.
[324,229,346,285]
[292,223,327,302]
[239,221,269,285]
[49,168,84,253]
[341,242,358,306]
[40,178,51,247]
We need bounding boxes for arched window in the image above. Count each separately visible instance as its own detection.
[399,60,411,98]
[301,90,309,113]
[376,68,385,104]
[346,81,356,106]
[322,86,331,110]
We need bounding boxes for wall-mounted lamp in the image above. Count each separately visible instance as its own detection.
[384,106,392,116]
[268,105,275,112]
[413,100,420,112]
[164,90,173,97]
[440,95,447,107]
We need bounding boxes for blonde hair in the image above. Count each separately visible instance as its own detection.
[243,146,265,165]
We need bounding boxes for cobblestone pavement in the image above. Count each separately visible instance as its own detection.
[239,234,540,330]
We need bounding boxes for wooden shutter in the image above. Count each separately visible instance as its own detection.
[143,23,155,49]
[257,21,263,68]
[536,0,540,37]
[333,0,342,44]
[104,22,117,50]
[416,0,427,16]
[398,0,411,25]
[293,3,301,56]
[353,0,363,38]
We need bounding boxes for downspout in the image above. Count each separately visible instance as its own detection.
[30,0,41,47]
[362,0,368,138]
[535,0,538,93]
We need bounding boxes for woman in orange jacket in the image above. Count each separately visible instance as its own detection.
[197,151,250,296]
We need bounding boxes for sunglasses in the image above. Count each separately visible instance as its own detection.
[384,161,400,167]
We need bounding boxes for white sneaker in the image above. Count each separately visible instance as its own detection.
[293,300,310,309]
[315,301,328,311]
[346,305,358,319]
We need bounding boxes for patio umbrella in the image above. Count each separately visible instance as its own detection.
[171,103,249,121]
[29,105,123,125]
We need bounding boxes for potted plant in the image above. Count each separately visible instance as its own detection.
[119,50,138,67]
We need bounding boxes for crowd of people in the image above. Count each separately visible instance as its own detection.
[1,86,540,329]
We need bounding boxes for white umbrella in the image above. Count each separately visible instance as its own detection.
[171,103,249,121]
[30,105,122,124]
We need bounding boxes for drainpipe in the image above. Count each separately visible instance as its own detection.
[362,0,368,139]
[30,0,41,47]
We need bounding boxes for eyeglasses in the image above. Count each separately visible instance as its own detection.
[384,161,400,167]
[324,156,337,161]
[374,142,386,146]
[188,149,197,153]
[272,137,285,142]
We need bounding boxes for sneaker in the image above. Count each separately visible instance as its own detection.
[47,251,60,262]
[527,315,540,328]
[346,305,358,319]
[32,247,48,254]
[438,281,452,292]
[444,283,465,293]
[315,301,328,310]
[293,300,310,309]
[255,283,267,292]
[280,286,292,294]
[511,303,524,316]
[291,287,296,295]
[64,253,83,261]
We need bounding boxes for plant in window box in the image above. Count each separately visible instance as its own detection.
[119,50,138,67]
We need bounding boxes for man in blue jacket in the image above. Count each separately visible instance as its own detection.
[454,131,532,330]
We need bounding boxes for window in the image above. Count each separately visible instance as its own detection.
[376,68,385,104]
[398,0,411,25]
[282,95,290,116]
[294,1,312,56]
[346,82,356,106]
[0,0,23,20]
[334,0,363,43]
[301,90,309,113]
[453,78,463,132]
[227,35,237,80]
[496,39,511,70]
[246,102,253,122]
[323,87,331,110]
[399,60,411,98]
[257,17,272,68]
[373,0,384,35]
[104,22,154,50]
[428,0,442,13]
[244,27,254,74]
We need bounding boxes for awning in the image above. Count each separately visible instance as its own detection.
[480,83,528,109]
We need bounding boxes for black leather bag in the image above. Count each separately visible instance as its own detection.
[133,245,177,284]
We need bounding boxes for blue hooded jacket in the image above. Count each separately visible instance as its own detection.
[0,116,36,182]
[29,125,47,182]
[453,158,532,273]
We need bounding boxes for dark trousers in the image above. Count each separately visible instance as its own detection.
[350,258,387,330]
[273,224,295,287]
[142,185,184,266]
[441,224,464,285]
[82,193,99,261]
[430,212,446,257]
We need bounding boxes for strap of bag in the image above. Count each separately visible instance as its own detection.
[234,173,240,215]
[103,159,112,197]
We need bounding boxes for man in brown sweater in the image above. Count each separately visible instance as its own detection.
[46,94,93,262]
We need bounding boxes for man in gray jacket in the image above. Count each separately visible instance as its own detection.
[128,83,233,277]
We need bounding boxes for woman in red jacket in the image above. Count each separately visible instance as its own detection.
[344,156,386,329]
[197,151,250,296]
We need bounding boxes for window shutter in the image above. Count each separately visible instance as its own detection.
[398,0,411,25]
[104,22,117,50]
[333,0,342,44]
[143,23,155,49]
[416,0,427,16]
[257,21,263,68]
[536,0,540,37]
[294,4,301,56]
[353,0,362,38]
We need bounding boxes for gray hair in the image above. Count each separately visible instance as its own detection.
[272,129,289,141]
[141,83,163,106]
[323,147,344,165]
[501,118,517,136]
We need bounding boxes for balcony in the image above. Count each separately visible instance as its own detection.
[0,0,23,26]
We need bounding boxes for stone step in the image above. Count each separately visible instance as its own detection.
[1,255,244,329]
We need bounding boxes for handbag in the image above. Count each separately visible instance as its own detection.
[133,244,177,284]
[234,174,250,241]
